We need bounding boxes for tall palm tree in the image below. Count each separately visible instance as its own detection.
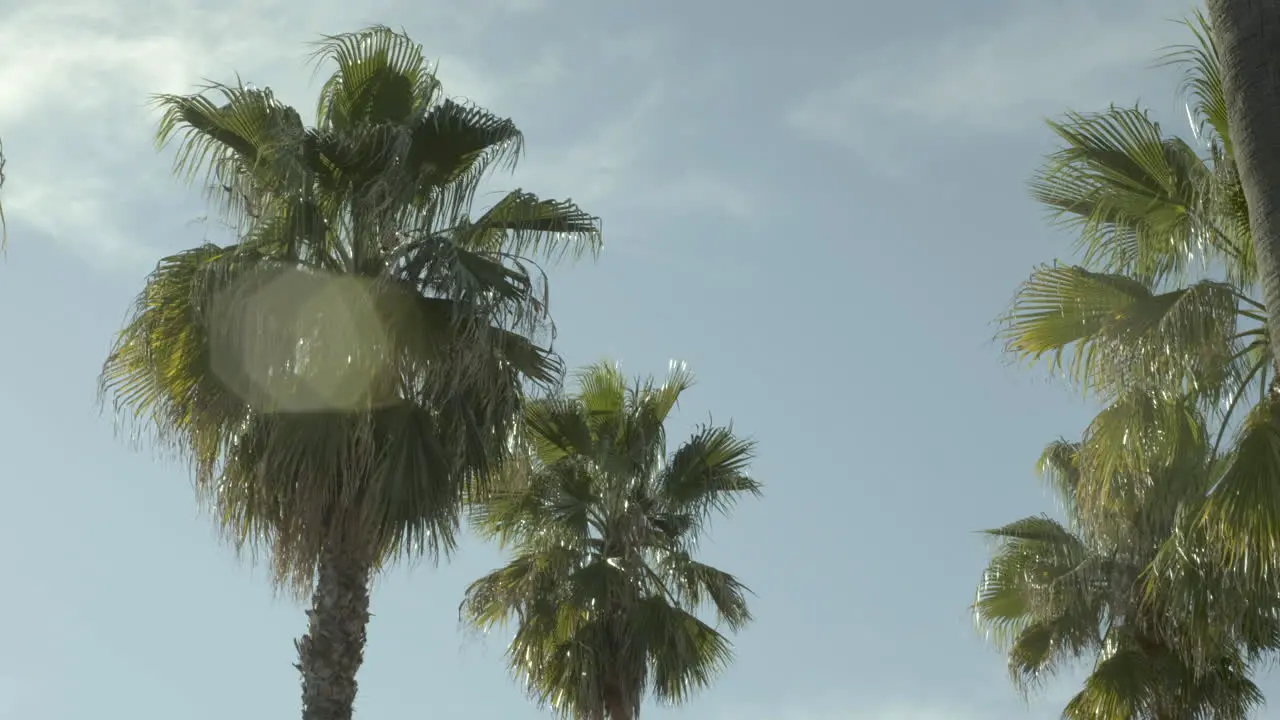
[993,12,1280,706]
[997,12,1280,581]
[99,27,600,720]
[461,362,760,720]
[1205,0,1280,369]
[975,424,1279,719]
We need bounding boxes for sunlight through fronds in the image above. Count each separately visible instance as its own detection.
[100,26,602,594]
[462,362,759,719]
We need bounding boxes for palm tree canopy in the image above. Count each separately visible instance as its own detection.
[986,16,1280,715]
[975,420,1279,719]
[461,361,760,719]
[993,13,1280,583]
[99,26,602,592]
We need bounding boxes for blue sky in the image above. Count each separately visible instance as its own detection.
[0,0,1246,717]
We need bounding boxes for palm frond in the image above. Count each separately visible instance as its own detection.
[154,83,310,229]
[635,597,734,706]
[974,516,1098,656]
[310,25,441,130]
[1200,396,1280,583]
[1160,10,1231,152]
[1060,645,1156,720]
[658,425,760,519]
[1002,264,1241,401]
[1075,390,1206,517]
[403,99,525,225]
[1037,440,1083,518]
[1032,107,1231,282]
[461,189,602,261]
[660,552,754,631]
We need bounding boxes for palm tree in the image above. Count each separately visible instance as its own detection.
[998,12,1280,582]
[461,361,760,720]
[991,13,1280,710]
[99,27,600,720]
[1205,0,1280,369]
[975,425,1279,719]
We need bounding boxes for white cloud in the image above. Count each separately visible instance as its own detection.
[787,0,1195,168]
[0,0,750,273]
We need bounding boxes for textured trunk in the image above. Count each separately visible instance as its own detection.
[1207,0,1280,365]
[295,537,373,720]
[604,692,633,720]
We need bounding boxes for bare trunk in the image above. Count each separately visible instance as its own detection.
[295,537,373,720]
[604,692,633,720]
[1207,0,1280,364]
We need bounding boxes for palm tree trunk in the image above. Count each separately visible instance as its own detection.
[295,536,373,720]
[1207,0,1280,364]
[604,692,633,720]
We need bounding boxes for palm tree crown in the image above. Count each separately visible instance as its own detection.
[998,11,1280,584]
[100,26,602,590]
[987,12,1280,717]
[462,361,760,720]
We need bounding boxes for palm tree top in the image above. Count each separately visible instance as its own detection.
[99,26,602,593]
[463,361,760,719]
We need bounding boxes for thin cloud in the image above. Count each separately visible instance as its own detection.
[0,0,754,271]
[0,0,562,270]
[786,0,1194,169]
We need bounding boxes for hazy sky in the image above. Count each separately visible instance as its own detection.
[0,0,1244,718]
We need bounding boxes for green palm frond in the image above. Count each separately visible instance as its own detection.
[1002,264,1242,400]
[1061,643,1159,720]
[1032,107,1230,283]
[1200,396,1280,582]
[1161,10,1230,154]
[100,244,260,453]
[461,190,601,260]
[1157,9,1258,287]
[985,515,1083,546]
[659,425,760,519]
[310,25,442,130]
[461,361,757,719]
[154,84,310,224]
[1037,440,1084,520]
[659,551,754,631]
[975,513,1099,661]
[403,99,524,222]
[1075,390,1205,513]
[633,596,735,706]
[1145,515,1280,681]
[1062,640,1261,720]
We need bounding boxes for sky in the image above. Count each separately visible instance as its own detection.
[0,0,1249,718]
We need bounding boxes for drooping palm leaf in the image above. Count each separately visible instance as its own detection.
[1002,264,1243,402]
[1032,108,1230,284]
